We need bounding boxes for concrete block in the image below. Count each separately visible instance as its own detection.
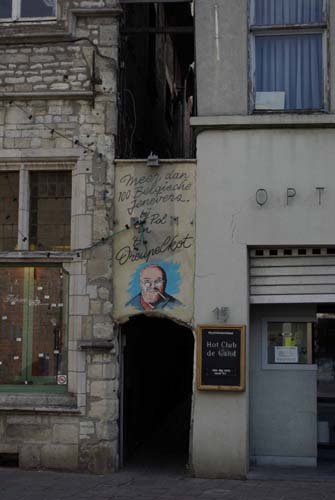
[90,300,102,315]
[52,424,79,445]
[88,399,118,419]
[90,352,113,364]
[6,424,51,442]
[7,415,42,425]
[0,444,18,453]
[40,444,78,470]
[89,380,115,398]
[87,285,98,299]
[81,315,93,340]
[71,214,92,249]
[72,174,87,216]
[79,441,118,474]
[19,445,41,470]
[102,363,116,380]
[68,315,83,341]
[77,393,86,409]
[68,350,86,374]
[69,274,87,296]
[87,364,103,379]
[96,420,118,441]
[67,371,77,393]
[87,247,111,279]
[69,295,89,316]
[80,420,96,440]
[93,210,109,240]
[98,286,110,300]
[93,322,112,339]
[102,301,113,315]
[77,372,87,395]
[0,418,5,438]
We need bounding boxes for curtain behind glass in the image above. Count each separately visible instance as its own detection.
[254,0,324,25]
[255,34,323,109]
[0,0,12,18]
[21,0,55,17]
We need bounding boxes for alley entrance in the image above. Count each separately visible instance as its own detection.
[120,316,194,469]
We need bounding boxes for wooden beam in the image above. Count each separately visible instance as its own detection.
[121,1,191,3]
[121,26,193,34]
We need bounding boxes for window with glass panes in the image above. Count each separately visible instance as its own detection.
[0,0,56,21]
[29,171,72,251]
[0,266,68,388]
[0,173,19,251]
[250,0,327,111]
[0,169,71,252]
[266,321,313,365]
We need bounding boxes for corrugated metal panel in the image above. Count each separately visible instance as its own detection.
[250,248,335,304]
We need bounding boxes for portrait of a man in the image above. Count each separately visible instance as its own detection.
[126,264,182,311]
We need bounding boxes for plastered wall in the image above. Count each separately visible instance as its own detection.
[192,127,335,477]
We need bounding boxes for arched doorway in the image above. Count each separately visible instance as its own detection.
[120,315,194,470]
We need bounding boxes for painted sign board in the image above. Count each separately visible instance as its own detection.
[197,324,246,391]
[113,160,196,323]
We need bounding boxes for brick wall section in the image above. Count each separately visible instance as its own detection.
[0,1,121,473]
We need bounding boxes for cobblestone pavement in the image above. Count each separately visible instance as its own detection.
[1,465,335,500]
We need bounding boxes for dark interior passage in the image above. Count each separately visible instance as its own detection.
[122,316,194,468]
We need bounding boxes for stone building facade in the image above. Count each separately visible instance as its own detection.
[0,0,195,474]
[0,0,121,472]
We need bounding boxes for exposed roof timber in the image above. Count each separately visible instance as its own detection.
[121,26,193,34]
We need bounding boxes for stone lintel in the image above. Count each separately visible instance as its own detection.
[70,8,122,17]
[0,251,76,262]
[0,406,80,414]
[0,91,93,101]
[79,340,114,351]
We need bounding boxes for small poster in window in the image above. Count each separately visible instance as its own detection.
[256,91,285,110]
[275,346,298,363]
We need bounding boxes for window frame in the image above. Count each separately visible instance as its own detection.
[262,317,318,370]
[0,263,69,392]
[248,0,329,113]
[0,0,57,22]
[0,164,72,253]
[0,163,73,392]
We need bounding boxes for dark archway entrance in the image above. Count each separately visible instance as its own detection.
[121,315,194,469]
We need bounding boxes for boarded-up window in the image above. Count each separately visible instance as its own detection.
[29,171,72,251]
[0,172,19,251]
[0,266,68,385]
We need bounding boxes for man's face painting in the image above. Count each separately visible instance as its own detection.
[140,266,166,305]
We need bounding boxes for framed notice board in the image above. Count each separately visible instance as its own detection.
[197,324,246,391]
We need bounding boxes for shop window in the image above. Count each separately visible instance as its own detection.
[250,0,327,111]
[0,172,19,251]
[0,266,68,387]
[0,0,56,20]
[265,320,313,366]
[29,171,71,251]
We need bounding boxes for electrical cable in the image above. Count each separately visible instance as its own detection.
[8,100,94,154]
[73,225,130,254]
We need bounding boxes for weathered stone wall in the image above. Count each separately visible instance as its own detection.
[0,46,91,93]
[0,394,80,470]
[0,0,121,472]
